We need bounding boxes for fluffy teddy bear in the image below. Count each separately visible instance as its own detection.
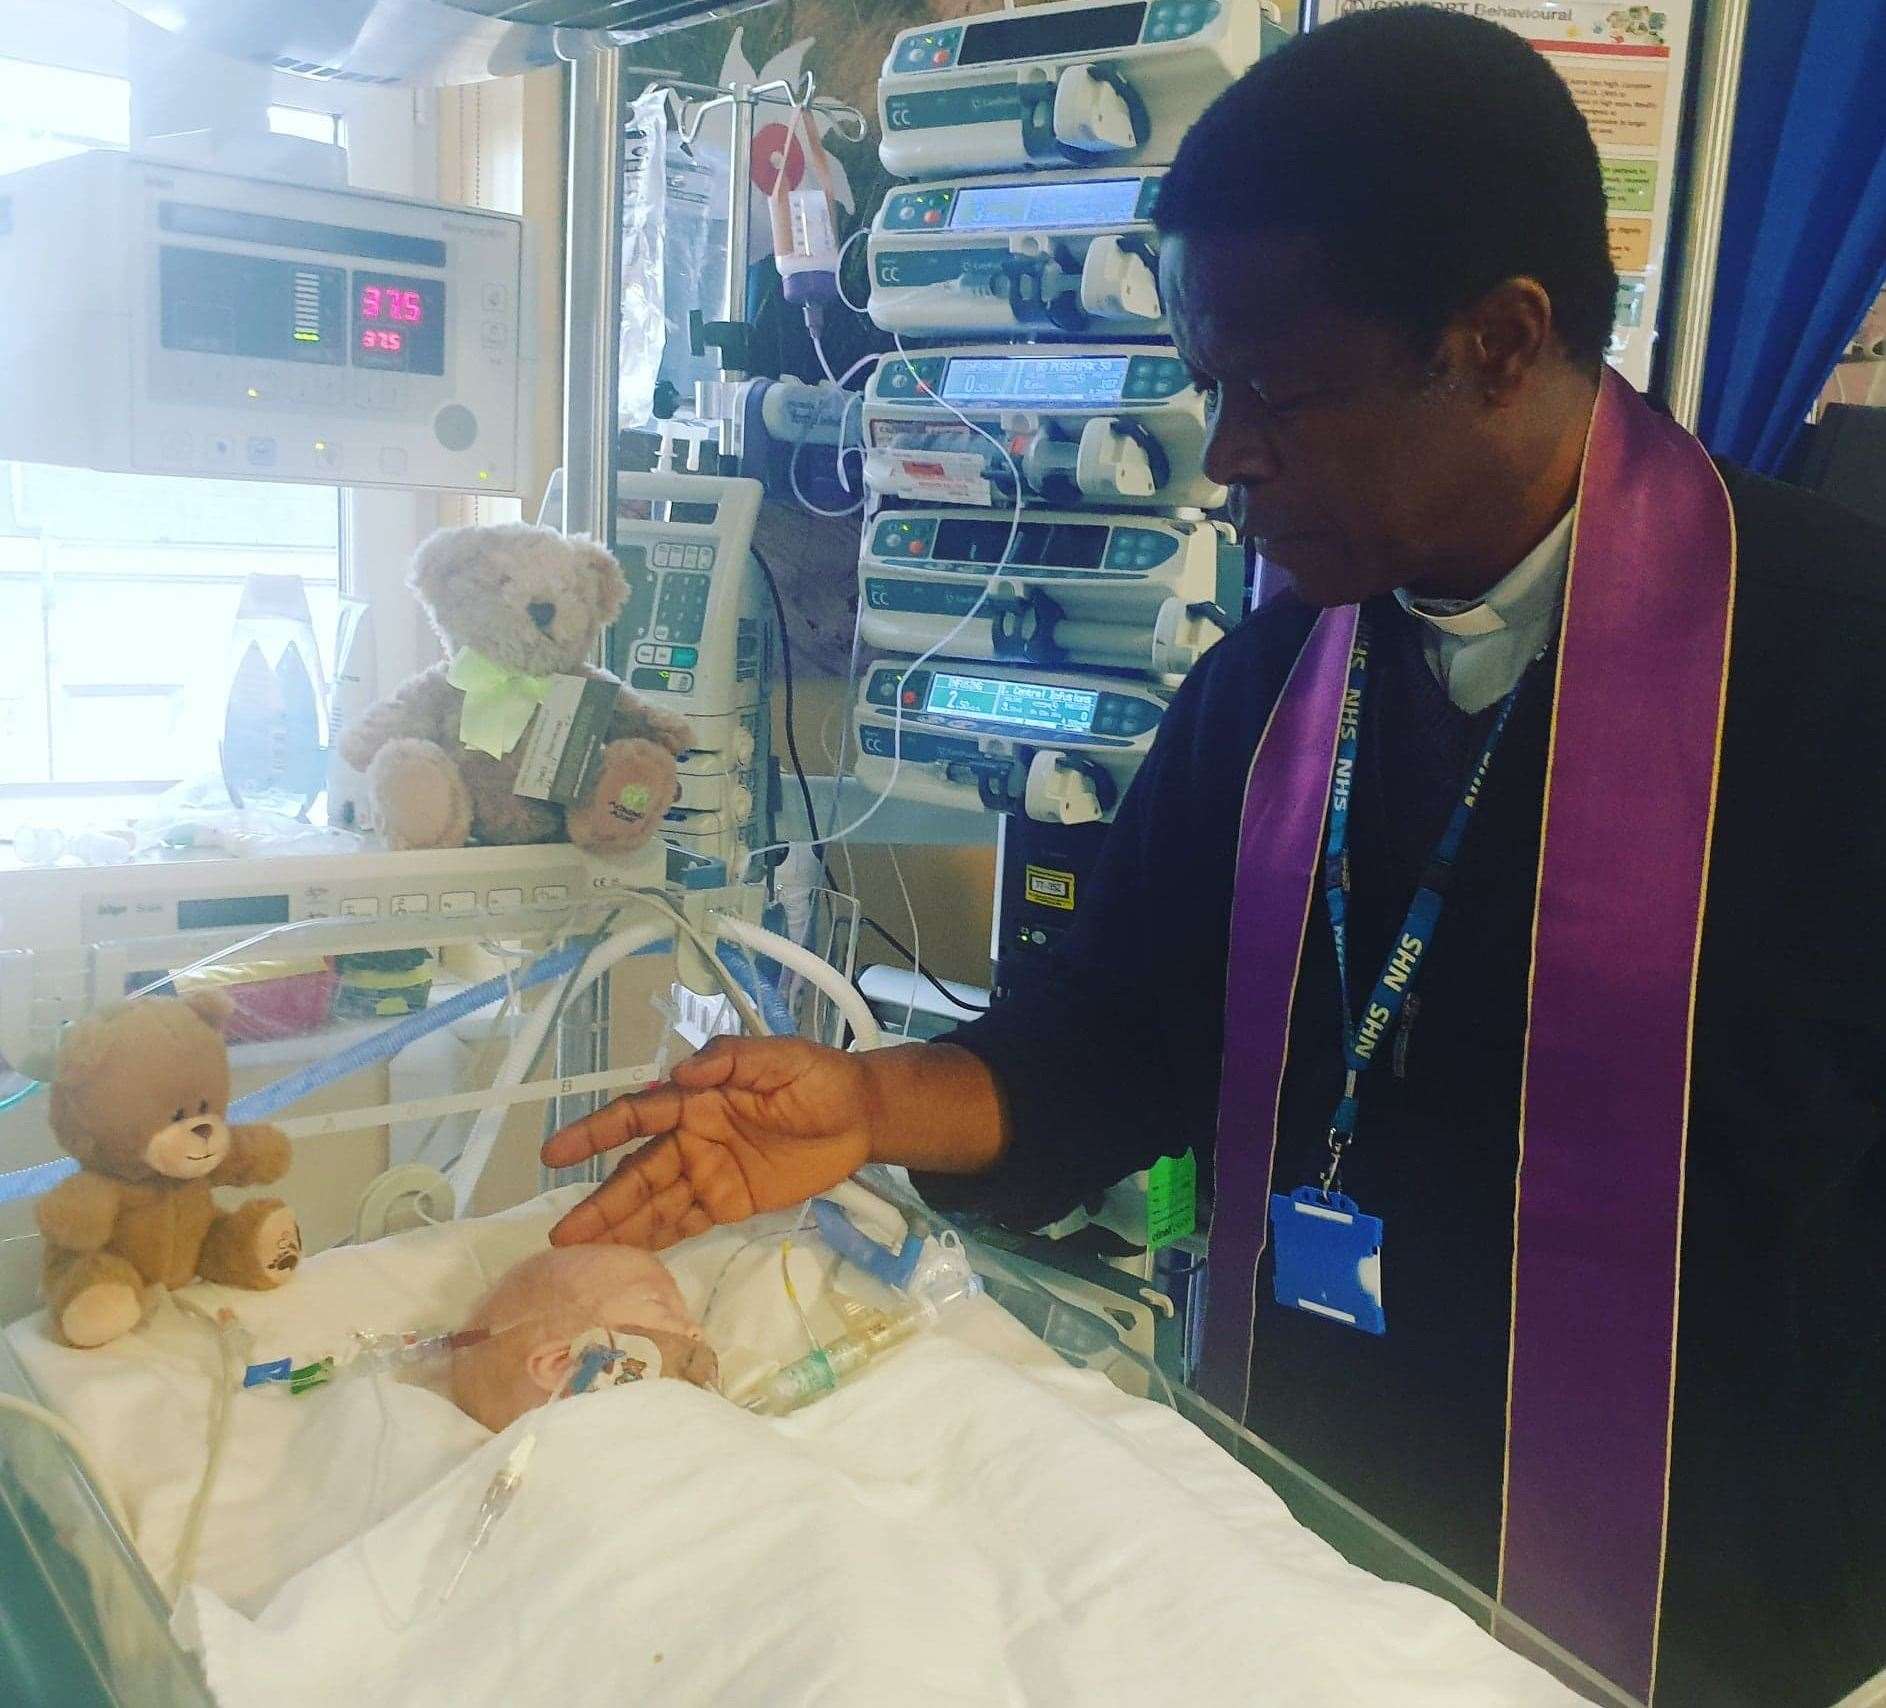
[35,992,301,1349]
[339,523,693,855]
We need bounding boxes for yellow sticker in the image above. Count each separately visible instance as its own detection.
[1024,866,1076,910]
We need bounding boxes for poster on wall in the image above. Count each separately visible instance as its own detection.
[1322,1,1695,391]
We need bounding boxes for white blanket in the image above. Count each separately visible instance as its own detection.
[10,1189,1582,1707]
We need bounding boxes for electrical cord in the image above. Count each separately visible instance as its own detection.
[755,542,988,1023]
[859,915,990,1015]
[752,544,825,863]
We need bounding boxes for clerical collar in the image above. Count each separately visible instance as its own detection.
[1395,506,1577,638]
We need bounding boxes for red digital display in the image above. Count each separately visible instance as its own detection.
[349,271,444,375]
[359,284,425,324]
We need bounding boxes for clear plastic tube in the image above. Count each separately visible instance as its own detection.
[741,1266,981,1416]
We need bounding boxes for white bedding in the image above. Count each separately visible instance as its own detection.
[8,1187,1583,1707]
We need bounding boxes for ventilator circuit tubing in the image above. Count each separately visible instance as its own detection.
[456,913,887,1210]
[712,914,885,1051]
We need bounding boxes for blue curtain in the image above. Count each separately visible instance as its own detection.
[1697,0,1886,473]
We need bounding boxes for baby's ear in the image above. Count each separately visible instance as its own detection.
[524,1339,574,1397]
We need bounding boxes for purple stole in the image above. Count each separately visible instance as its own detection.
[1203,370,1735,1700]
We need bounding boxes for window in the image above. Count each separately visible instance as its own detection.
[0,53,343,824]
[267,104,343,148]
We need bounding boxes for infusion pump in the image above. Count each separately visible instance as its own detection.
[0,151,526,494]
[604,472,774,869]
[852,660,1166,826]
[863,345,1225,512]
[858,507,1240,682]
[869,170,1167,337]
[879,0,1286,178]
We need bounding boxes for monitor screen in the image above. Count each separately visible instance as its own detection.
[950,176,1144,233]
[931,517,1107,569]
[352,273,447,375]
[957,2,1144,64]
[159,247,346,365]
[939,355,1131,406]
[926,671,1099,735]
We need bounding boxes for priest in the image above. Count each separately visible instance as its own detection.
[544,12,1885,1703]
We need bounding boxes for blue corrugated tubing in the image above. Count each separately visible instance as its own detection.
[716,943,797,1037]
[0,936,599,1208]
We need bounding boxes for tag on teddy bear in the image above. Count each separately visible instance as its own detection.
[513,676,620,806]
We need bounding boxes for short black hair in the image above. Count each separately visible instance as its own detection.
[1156,7,1616,371]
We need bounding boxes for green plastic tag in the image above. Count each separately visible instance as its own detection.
[1146,1150,1197,1250]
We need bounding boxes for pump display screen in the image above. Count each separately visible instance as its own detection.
[958,2,1144,64]
[932,518,1106,569]
[940,355,1130,405]
[927,671,1099,735]
[160,247,346,365]
[352,274,447,374]
[951,177,1144,232]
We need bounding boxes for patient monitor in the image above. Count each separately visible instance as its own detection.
[0,151,527,495]
[878,0,1287,178]
[862,345,1224,512]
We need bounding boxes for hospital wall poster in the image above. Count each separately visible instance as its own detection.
[1320,2,1697,391]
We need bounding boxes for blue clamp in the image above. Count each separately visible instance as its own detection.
[810,1198,925,1291]
[242,1357,293,1389]
[568,1344,624,1396]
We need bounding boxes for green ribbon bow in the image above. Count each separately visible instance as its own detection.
[446,647,554,759]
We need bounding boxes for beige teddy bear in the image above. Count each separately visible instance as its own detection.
[35,992,300,1349]
[340,523,693,854]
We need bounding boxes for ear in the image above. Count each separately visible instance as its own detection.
[575,538,628,632]
[524,1339,574,1396]
[178,988,236,1033]
[52,1011,115,1086]
[407,526,473,614]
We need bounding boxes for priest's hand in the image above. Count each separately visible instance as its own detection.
[542,1036,875,1250]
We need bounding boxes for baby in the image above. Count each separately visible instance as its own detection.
[450,1245,719,1431]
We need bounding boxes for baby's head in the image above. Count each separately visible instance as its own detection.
[450,1245,716,1431]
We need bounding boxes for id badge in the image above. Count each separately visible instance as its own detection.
[1269,1187,1385,1335]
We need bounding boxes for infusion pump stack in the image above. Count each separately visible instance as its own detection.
[859,0,1284,994]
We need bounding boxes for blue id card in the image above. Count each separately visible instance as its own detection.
[1269,1187,1386,1335]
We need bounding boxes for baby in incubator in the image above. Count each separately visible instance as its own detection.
[449,1245,719,1431]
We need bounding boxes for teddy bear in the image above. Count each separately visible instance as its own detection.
[34,991,301,1350]
[339,523,693,855]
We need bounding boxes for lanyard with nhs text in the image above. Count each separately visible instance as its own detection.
[1269,616,1528,1337]
[1319,617,1526,1194]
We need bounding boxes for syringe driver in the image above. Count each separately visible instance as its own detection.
[864,345,1225,513]
[878,0,1288,178]
[852,659,1168,826]
[868,169,1168,338]
[859,507,1240,682]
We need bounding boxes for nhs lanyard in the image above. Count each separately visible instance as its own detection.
[1318,617,1523,1193]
